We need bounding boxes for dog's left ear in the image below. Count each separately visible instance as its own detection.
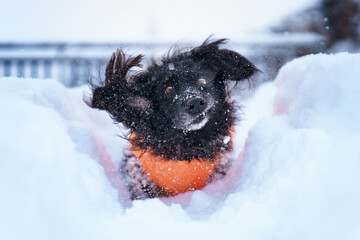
[87,49,155,128]
[192,38,258,81]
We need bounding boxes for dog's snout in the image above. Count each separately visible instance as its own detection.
[186,97,207,114]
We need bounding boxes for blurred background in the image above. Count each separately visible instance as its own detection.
[0,0,359,87]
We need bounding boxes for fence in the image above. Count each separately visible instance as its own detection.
[0,56,105,87]
[0,35,325,87]
[0,43,171,87]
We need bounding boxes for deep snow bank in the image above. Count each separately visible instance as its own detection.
[0,53,360,240]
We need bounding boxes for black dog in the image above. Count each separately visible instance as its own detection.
[88,38,257,199]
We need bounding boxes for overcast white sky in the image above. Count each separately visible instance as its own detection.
[0,0,317,43]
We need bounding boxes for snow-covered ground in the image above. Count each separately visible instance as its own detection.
[1,52,360,240]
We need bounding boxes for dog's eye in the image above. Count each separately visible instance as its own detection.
[198,78,207,85]
[165,86,173,94]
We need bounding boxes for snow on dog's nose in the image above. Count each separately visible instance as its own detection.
[186,97,207,114]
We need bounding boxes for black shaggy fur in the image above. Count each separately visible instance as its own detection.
[87,38,257,199]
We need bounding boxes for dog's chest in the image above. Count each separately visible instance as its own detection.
[131,146,221,195]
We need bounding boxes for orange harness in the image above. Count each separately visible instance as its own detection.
[130,132,232,196]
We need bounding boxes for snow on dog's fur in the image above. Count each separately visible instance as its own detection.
[87,38,258,199]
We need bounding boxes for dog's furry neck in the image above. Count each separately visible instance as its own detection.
[129,101,235,161]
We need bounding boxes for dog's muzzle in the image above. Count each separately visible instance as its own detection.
[173,93,215,132]
[186,97,207,115]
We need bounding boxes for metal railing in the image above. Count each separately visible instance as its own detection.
[0,57,106,87]
[0,43,173,87]
[0,35,325,87]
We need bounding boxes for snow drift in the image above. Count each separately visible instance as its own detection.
[0,53,360,240]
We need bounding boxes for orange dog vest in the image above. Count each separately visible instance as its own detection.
[130,132,232,196]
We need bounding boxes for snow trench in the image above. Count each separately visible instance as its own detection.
[1,53,359,240]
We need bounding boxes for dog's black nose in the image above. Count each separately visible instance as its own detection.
[186,97,207,114]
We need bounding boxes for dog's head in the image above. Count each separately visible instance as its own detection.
[88,38,257,160]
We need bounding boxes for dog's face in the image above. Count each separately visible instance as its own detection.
[151,60,220,132]
[89,38,257,160]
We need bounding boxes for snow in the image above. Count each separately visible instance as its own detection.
[1,52,360,239]
[0,0,317,43]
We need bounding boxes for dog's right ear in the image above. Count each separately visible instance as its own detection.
[192,38,258,82]
[87,49,153,125]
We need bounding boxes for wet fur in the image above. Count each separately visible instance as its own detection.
[87,38,257,198]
